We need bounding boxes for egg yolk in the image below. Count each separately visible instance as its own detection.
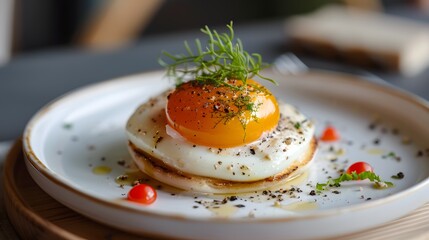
[166,79,279,148]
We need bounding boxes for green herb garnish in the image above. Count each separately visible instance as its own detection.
[294,122,301,130]
[382,151,401,161]
[316,171,393,191]
[159,21,276,88]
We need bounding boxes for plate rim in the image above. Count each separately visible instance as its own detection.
[23,69,429,223]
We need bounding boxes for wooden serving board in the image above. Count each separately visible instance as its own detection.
[3,140,429,240]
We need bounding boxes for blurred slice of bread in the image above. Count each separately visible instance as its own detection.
[286,5,429,76]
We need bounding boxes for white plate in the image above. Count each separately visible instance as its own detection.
[23,70,429,239]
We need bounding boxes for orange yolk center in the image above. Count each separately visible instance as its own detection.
[166,79,279,148]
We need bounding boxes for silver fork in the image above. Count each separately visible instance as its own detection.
[273,53,387,84]
[273,53,309,75]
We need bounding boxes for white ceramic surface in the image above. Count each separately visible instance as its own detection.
[23,70,429,240]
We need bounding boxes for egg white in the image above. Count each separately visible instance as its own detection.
[126,91,315,182]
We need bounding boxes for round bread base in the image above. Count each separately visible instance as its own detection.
[128,137,317,194]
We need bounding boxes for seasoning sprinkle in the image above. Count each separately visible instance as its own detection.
[391,172,404,179]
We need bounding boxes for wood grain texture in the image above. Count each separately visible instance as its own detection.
[2,140,429,240]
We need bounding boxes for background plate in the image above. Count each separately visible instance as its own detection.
[23,70,429,239]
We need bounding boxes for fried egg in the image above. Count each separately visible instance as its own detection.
[126,80,317,193]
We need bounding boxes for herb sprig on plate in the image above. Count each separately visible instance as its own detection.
[316,171,394,191]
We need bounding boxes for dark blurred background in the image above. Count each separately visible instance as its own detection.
[2,0,427,56]
[14,0,342,53]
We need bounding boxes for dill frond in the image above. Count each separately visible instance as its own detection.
[159,21,276,88]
